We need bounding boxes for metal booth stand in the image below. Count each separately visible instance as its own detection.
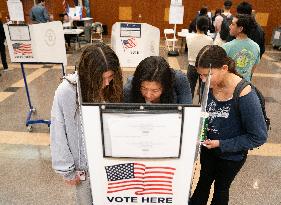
[20,62,65,132]
[4,21,68,132]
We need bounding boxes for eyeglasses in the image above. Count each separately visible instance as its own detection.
[140,86,162,94]
[199,73,212,78]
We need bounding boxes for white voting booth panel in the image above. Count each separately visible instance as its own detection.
[82,105,201,205]
[4,21,67,65]
[111,22,160,68]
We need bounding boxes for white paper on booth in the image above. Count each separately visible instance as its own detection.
[8,25,30,41]
[103,113,182,158]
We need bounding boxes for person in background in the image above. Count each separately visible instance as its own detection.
[222,0,233,19]
[124,56,192,104]
[49,13,54,21]
[5,15,12,24]
[62,13,74,49]
[189,6,213,34]
[214,0,234,44]
[50,42,123,205]
[212,8,223,32]
[222,14,260,81]
[236,1,265,58]
[0,12,8,72]
[30,0,49,23]
[189,45,267,205]
[186,16,213,99]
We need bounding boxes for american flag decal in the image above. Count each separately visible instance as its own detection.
[121,38,136,50]
[12,43,32,56]
[105,163,176,195]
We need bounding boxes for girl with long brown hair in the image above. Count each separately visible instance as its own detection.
[50,42,123,205]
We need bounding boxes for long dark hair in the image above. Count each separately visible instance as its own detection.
[196,16,209,33]
[78,42,123,103]
[195,45,239,75]
[130,56,175,103]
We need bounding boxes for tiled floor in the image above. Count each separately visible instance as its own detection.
[0,39,280,205]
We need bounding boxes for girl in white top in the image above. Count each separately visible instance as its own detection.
[186,16,213,99]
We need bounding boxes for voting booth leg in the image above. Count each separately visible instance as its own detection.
[20,63,51,132]
[61,63,65,76]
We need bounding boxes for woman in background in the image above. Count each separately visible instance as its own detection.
[186,16,213,99]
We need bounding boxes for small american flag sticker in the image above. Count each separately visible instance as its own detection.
[12,43,33,56]
[121,37,137,50]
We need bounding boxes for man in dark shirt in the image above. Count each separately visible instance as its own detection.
[0,12,8,72]
[237,1,265,58]
[30,0,49,23]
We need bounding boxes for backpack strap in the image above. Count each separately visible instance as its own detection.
[233,79,251,130]
[233,79,250,100]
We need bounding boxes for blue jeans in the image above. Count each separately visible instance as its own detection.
[189,146,246,205]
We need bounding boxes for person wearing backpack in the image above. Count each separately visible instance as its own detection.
[189,45,267,205]
[214,0,234,45]
[236,1,265,58]
[222,14,260,81]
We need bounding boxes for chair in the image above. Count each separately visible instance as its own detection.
[91,22,103,43]
[178,29,189,51]
[164,29,178,51]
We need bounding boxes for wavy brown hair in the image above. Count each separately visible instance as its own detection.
[78,42,123,103]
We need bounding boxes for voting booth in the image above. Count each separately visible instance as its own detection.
[111,22,160,67]
[3,21,67,130]
[4,21,67,65]
[81,99,201,204]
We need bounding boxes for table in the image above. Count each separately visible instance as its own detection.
[177,32,195,52]
[63,29,84,50]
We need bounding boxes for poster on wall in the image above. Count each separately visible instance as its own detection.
[169,5,184,24]
[7,0,25,22]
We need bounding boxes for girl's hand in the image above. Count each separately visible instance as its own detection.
[64,174,80,186]
[202,139,220,149]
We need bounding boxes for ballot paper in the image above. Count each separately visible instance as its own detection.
[102,112,183,158]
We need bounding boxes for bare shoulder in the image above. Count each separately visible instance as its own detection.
[239,85,252,97]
